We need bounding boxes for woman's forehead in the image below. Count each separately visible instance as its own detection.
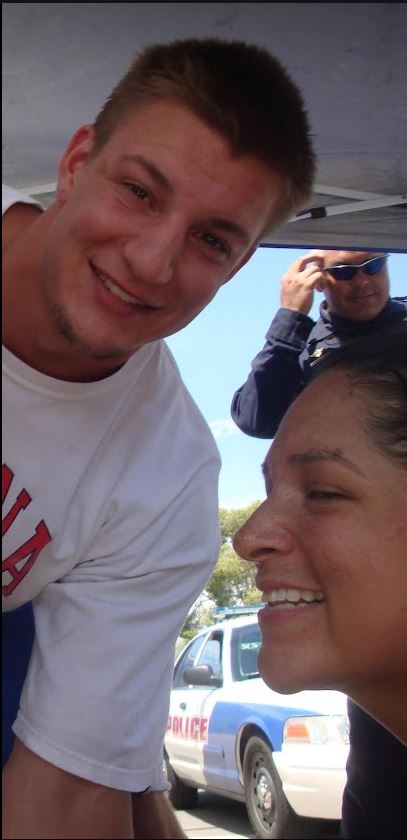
[265,374,358,464]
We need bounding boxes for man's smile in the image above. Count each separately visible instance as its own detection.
[89,260,158,309]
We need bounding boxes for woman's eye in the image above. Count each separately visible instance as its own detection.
[124,182,150,202]
[307,490,346,501]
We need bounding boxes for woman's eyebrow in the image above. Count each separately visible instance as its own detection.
[288,448,366,476]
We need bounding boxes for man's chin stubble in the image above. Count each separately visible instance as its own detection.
[49,303,137,361]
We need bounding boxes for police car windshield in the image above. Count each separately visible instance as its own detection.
[231,624,261,682]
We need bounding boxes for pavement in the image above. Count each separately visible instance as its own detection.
[177,792,253,839]
[177,790,340,839]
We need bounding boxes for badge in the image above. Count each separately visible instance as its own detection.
[309,347,328,366]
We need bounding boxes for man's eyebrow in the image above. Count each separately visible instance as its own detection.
[202,217,249,243]
[118,154,173,194]
[288,448,365,476]
[118,154,249,242]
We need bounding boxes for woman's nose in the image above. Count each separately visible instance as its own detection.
[233,500,294,564]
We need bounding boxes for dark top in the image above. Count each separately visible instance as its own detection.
[341,700,407,839]
[230,296,407,839]
[231,297,407,438]
[2,601,35,766]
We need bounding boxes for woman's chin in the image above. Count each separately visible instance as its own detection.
[258,650,319,695]
[260,670,305,695]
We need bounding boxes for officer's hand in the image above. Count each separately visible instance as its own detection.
[280,253,326,315]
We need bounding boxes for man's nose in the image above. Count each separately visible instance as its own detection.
[233,501,294,564]
[122,222,183,286]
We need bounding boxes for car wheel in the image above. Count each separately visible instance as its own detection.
[243,735,310,839]
[165,755,198,810]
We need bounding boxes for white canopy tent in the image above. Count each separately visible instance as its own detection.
[3,2,406,251]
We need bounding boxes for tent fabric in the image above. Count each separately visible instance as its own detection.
[3,3,406,251]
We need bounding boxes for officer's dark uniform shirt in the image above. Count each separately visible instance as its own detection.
[231,296,407,438]
[231,295,407,840]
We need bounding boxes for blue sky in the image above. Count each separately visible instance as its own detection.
[167,248,406,509]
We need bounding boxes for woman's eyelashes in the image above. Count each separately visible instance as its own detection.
[306,488,348,501]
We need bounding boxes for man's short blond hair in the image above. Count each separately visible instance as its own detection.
[93,38,315,233]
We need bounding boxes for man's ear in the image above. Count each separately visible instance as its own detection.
[56,124,96,205]
[222,244,258,286]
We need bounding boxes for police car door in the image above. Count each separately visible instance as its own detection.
[166,629,224,787]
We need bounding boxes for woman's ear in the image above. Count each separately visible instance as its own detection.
[56,124,96,204]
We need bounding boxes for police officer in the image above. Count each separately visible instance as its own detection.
[231,250,406,438]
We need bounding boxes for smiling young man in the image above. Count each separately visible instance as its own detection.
[2,39,315,839]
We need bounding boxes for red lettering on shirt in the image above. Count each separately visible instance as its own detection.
[2,463,52,596]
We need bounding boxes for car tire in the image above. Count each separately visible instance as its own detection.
[243,735,312,839]
[165,755,198,810]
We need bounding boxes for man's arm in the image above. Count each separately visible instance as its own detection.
[2,740,187,840]
[230,254,323,438]
[132,792,187,839]
[2,739,134,839]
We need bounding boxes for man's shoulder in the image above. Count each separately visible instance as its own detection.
[131,341,219,455]
[2,184,42,215]
[3,184,43,250]
[390,295,407,309]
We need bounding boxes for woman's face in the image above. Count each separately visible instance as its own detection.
[233,372,407,697]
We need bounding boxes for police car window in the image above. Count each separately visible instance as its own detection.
[231,624,261,681]
[173,635,206,688]
[196,631,223,680]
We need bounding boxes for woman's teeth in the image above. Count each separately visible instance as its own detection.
[262,587,325,611]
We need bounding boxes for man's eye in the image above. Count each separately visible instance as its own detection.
[124,182,149,202]
[198,231,229,254]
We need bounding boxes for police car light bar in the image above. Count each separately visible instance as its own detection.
[211,605,263,620]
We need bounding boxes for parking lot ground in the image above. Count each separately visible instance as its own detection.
[177,791,253,839]
[177,790,341,839]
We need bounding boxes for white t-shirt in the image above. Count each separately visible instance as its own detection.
[2,185,221,791]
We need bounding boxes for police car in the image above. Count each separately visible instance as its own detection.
[165,607,349,839]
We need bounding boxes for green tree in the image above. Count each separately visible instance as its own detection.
[179,502,262,640]
[206,541,261,607]
[180,598,217,642]
[219,500,262,543]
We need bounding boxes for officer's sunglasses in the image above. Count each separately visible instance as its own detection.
[323,254,389,282]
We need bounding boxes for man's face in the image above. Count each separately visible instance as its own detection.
[41,99,283,366]
[322,250,390,321]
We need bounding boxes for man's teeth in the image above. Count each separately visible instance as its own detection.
[262,588,325,610]
[94,266,146,306]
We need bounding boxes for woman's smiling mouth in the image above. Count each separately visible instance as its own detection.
[261,587,325,611]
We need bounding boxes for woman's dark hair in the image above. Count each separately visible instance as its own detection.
[312,322,407,468]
